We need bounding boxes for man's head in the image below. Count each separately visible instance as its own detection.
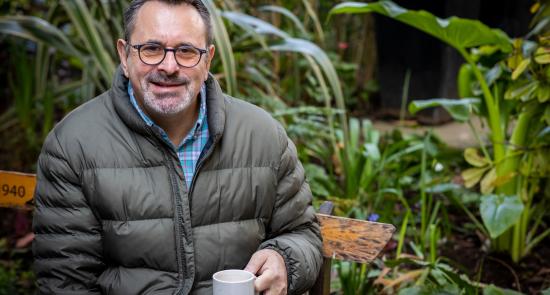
[124,0,213,47]
[117,0,215,118]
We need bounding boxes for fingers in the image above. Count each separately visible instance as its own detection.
[244,249,287,295]
[255,268,287,295]
[244,251,269,274]
[254,268,274,291]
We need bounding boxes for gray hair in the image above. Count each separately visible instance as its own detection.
[124,0,213,46]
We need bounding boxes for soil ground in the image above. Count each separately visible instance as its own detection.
[442,232,550,294]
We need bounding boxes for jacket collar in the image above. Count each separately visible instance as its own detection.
[110,65,226,142]
[204,72,226,142]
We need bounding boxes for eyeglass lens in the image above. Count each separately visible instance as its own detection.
[139,44,202,67]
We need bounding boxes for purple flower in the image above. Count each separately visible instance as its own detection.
[368,213,380,222]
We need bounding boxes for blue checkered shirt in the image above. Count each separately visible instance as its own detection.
[128,83,210,187]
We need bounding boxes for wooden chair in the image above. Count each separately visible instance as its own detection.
[0,170,36,209]
[0,171,396,294]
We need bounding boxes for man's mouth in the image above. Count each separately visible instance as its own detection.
[145,73,190,93]
[151,81,185,88]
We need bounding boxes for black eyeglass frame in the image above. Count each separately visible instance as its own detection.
[127,42,208,68]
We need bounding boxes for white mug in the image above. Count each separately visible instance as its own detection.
[212,269,259,295]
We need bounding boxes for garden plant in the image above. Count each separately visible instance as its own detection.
[331,0,550,264]
[0,0,549,294]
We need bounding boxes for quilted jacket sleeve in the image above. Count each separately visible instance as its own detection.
[259,123,323,295]
[32,130,104,294]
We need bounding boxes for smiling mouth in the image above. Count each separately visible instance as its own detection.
[151,81,185,88]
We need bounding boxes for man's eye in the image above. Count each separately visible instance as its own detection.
[177,46,197,56]
[141,45,163,54]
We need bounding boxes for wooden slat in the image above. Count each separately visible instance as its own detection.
[316,214,396,264]
[0,170,36,209]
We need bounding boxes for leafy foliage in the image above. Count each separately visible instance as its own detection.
[0,238,34,295]
[1,0,548,294]
[480,195,525,239]
[330,1,512,52]
[331,0,550,263]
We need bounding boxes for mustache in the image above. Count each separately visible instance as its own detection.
[146,72,190,85]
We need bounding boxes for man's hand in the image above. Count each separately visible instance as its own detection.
[244,249,287,295]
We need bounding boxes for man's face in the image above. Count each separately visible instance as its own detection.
[117,1,215,117]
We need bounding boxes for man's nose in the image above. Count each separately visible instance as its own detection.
[157,51,179,74]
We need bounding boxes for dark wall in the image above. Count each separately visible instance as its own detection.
[375,0,531,118]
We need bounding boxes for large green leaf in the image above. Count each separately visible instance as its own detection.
[504,81,539,101]
[221,11,285,49]
[483,285,525,295]
[302,0,325,43]
[408,98,480,122]
[61,0,116,88]
[270,38,347,129]
[219,10,348,138]
[538,126,550,138]
[258,5,309,38]
[480,195,524,239]
[464,148,490,167]
[330,1,512,52]
[0,15,81,57]
[203,0,237,96]
[363,143,380,161]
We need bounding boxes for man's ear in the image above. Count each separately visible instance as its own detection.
[204,44,216,81]
[116,39,130,78]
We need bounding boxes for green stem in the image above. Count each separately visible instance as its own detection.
[519,169,532,258]
[458,48,505,166]
[495,229,510,252]
[400,69,411,126]
[512,221,521,262]
[499,104,536,260]
[499,103,537,194]
[467,119,492,162]
[396,210,410,258]
[525,228,550,255]
[513,154,536,261]
[448,193,489,237]
[429,224,437,264]
[420,134,428,251]
[359,264,367,294]
[524,173,537,242]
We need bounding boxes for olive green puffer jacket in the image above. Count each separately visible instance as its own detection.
[32,66,323,295]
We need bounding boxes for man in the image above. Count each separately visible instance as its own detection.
[32,0,323,294]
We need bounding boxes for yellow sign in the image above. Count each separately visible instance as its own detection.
[0,170,36,208]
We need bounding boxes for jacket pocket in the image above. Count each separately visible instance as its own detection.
[192,218,265,283]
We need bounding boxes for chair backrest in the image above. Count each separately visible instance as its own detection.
[0,171,396,294]
[310,201,395,295]
[0,170,35,209]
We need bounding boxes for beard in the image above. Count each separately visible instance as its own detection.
[140,71,197,115]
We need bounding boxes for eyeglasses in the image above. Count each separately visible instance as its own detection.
[128,42,207,68]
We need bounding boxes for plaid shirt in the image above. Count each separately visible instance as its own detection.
[128,83,210,187]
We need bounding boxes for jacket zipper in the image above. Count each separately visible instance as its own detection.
[154,130,220,295]
[145,128,188,294]
[175,136,220,295]
[166,154,188,294]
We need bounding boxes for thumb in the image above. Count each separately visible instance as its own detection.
[244,251,268,274]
